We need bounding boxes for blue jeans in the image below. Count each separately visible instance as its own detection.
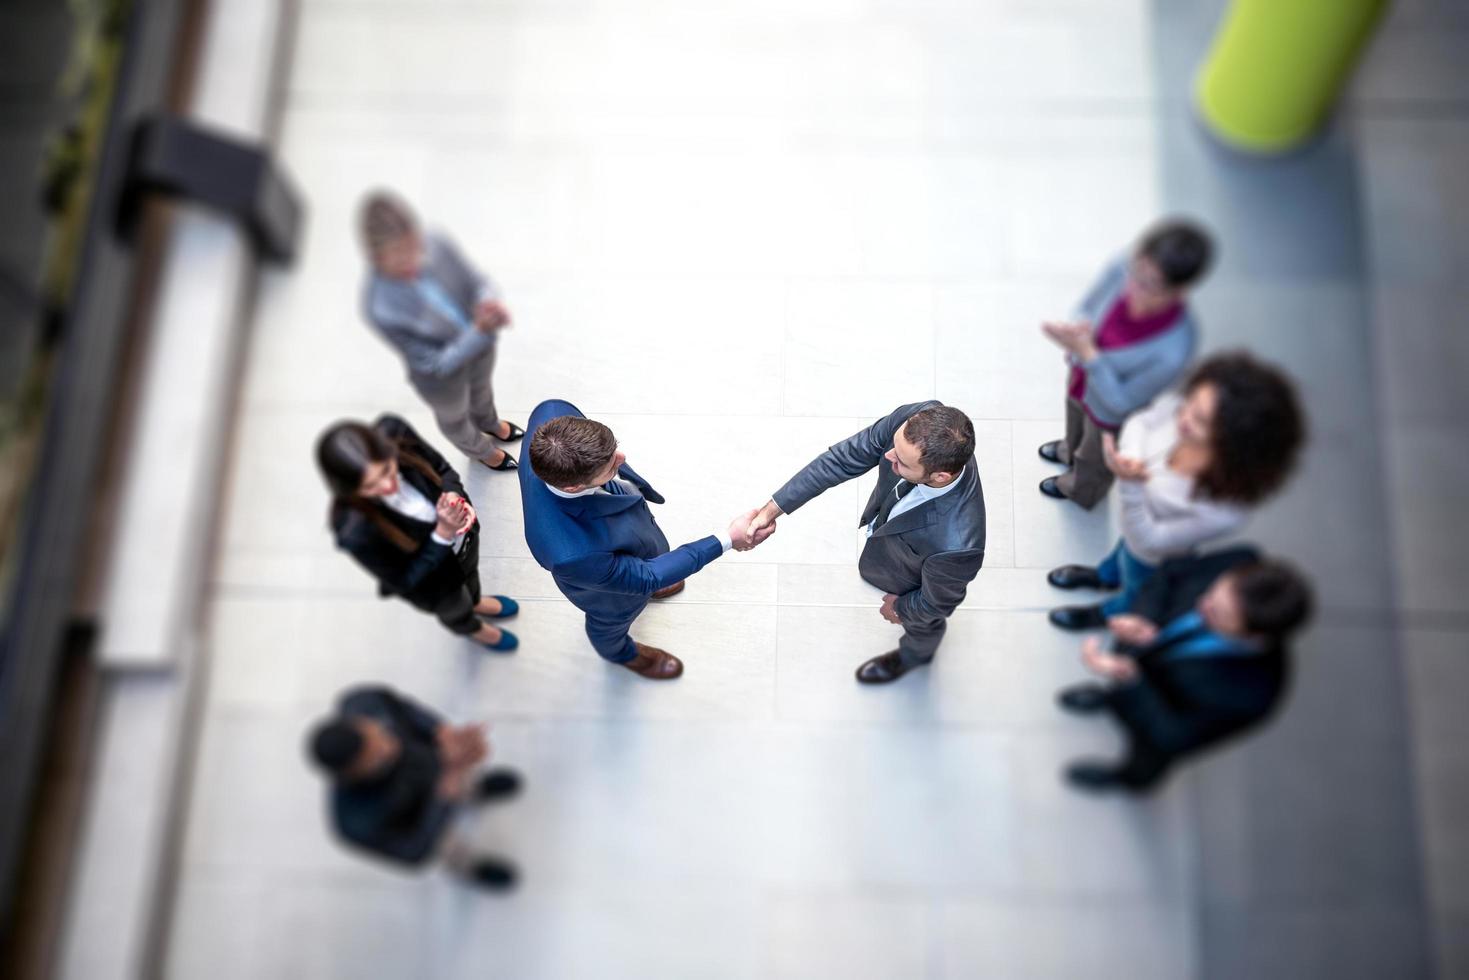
[1096,539,1157,618]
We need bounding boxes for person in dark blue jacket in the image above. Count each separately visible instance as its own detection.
[307,685,523,889]
[1055,548,1312,792]
[519,399,774,680]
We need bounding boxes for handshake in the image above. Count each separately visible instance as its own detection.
[725,499,784,553]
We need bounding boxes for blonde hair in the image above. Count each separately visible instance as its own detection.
[359,191,418,255]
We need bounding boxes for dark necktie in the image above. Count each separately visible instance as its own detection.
[871,480,915,531]
[604,479,626,495]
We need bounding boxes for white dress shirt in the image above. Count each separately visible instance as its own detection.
[1115,394,1246,564]
[863,467,966,539]
[545,480,733,552]
[380,481,467,551]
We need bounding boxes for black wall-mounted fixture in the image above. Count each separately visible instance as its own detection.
[123,114,302,265]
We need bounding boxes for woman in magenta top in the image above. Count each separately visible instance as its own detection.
[1038,220,1213,509]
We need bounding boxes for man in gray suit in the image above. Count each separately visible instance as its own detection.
[749,402,986,683]
[360,192,521,472]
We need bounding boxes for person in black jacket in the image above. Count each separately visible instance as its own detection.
[1054,547,1312,792]
[307,685,524,889]
[317,414,520,651]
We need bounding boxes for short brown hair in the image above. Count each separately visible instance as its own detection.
[529,416,618,487]
[903,405,975,476]
[359,191,418,255]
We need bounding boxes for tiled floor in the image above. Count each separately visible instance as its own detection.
[159,0,1465,977]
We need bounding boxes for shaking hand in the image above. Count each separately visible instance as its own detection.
[729,509,777,552]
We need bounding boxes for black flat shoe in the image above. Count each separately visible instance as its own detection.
[1057,683,1110,714]
[855,650,914,685]
[474,768,524,803]
[1047,564,1106,590]
[1037,440,1066,465]
[467,857,519,890]
[1049,604,1107,631]
[489,421,526,442]
[1064,760,1127,792]
[1038,476,1067,500]
[480,453,519,472]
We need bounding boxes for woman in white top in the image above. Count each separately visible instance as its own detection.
[1047,352,1305,630]
[318,416,520,651]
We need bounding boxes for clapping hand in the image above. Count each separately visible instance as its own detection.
[437,722,491,769]
[1101,433,1148,482]
[473,299,512,333]
[436,492,475,536]
[1041,320,1098,361]
[1107,613,1159,648]
[1081,635,1138,682]
[879,593,903,624]
[729,508,777,552]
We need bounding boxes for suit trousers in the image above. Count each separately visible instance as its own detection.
[413,529,483,636]
[859,563,947,667]
[584,602,647,663]
[1055,397,1115,510]
[411,344,500,460]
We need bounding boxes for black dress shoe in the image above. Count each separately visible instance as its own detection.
[1064,760,1127,792]
[855,650,914,684]
[467,857,519,890]
[1056,683,1110,714]
[1047,564,1105,590]
[1048,605,1107,631]
[473,768,524,803]
[1037,440,1066,465]
[1038,476,1067,500]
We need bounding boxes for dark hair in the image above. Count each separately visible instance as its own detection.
[1232,560,1314,637]
[1185,352,1305,505]
[903,405,976,477]
[529,416,618,487]
[315,420,442,551]
[360,191,417,255]
[1138,219,1214,288]
[309,719,364,774]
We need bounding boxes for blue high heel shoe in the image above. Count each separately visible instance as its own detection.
[477,628,519,653]
[479,596,519,619]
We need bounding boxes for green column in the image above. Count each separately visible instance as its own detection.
[1195,0,1388,154]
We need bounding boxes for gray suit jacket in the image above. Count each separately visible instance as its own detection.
[363,232,502,383]
[1069,257,1198,427]
[772,401,986,625]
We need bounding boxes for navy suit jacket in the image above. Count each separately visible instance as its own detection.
[330,686,451,867]
[1111,547,1290,760]
[519,399,724,621]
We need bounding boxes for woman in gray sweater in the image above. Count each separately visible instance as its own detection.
[1038,220,1213,509]
[360,192,522,473]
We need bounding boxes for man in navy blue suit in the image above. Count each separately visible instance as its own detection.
[519,400,774,679]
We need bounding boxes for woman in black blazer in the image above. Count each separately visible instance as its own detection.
[316,414,519,651]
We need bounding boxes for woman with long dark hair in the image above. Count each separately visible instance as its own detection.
[1047,351,1306,630]
[317,415,519,650]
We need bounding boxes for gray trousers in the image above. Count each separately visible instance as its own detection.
[411,345,500,460]
[859,565,947,667]
[1054,397,1115,510]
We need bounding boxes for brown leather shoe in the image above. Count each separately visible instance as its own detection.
[855,650,914,685]
[649,581,685,601]
[621,643,684,680]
